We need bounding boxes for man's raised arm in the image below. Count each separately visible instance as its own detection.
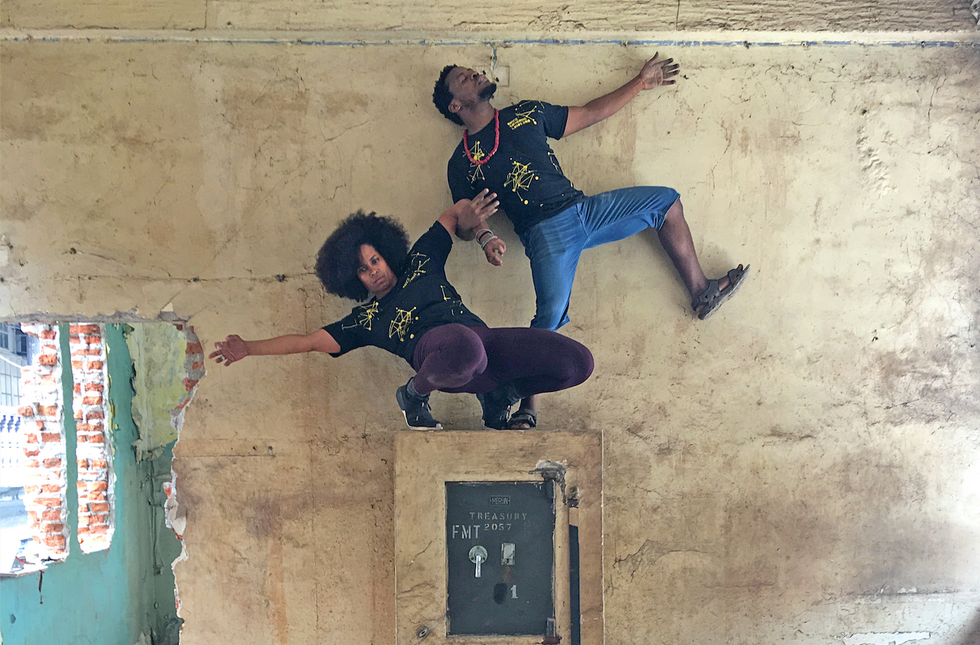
[563,53,680,138]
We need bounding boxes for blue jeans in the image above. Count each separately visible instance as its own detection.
[519,186,680,330]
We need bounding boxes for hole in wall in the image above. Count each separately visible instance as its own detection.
[1,322,43,573]
[0,313,203,645]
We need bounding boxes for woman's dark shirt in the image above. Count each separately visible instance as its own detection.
[324,222,486,364]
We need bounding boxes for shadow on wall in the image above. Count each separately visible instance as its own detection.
[957,610,980,645]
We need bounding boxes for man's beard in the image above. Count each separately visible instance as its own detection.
[479,82,498,101]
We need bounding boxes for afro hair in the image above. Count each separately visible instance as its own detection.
[433,64,464,126]
[315,210,410,301]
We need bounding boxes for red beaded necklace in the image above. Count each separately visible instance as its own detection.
[462,110,500,166]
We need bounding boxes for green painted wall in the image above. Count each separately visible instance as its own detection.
[0,324,181,645]
[127,323,187,459]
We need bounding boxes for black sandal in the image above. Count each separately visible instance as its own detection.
[691,264,750,320]
[476,383,522,430]
[507,409,537,429]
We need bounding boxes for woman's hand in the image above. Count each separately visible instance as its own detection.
[483,237,506,266]
[209,335,249,366]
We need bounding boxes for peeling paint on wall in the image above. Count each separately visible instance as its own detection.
[126,323,187,459]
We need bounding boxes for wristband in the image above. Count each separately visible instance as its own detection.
[476,228,493,242]
[480,234,499,250]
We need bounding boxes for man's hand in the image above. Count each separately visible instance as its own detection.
[483,237,506,266]
[454,189,499,236]
[564,52,681,137]
[209,335,248,366]
[637,52,680,90]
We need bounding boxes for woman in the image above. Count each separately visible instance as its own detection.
[209,191,594,429]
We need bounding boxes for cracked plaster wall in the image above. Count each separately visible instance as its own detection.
[2,27,980,645]
[1,0,978,32]
[127,323,190,457]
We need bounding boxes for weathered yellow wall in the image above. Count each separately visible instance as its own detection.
[2,11,980,645]
[2,0,976,31]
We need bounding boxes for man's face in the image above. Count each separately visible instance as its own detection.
[447,67,497,109]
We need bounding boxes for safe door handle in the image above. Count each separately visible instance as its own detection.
[468,546,488,578]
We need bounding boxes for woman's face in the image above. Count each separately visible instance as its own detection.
[358,244,397,298]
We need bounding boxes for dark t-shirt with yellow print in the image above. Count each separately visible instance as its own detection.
[447,100,586,236]
[324,223,486,365]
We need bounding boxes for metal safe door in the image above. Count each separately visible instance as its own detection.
[446,481,556,635]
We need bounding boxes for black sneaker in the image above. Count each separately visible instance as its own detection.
[395,382,442,430]
[476,383,522,430]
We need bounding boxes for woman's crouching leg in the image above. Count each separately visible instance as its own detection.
[473,327,594,397]
[411,324,488,395]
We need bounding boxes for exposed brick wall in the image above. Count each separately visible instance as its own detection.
[13,320,197,567]
[18,323,69,560]
[178,323,204,401]
[69,324,114,552]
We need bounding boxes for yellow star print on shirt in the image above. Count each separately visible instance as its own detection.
[342,301,380,331]
[504,160,538,205]
[507,104,539,130]
[402,252,430,288]
[389,307,417,342]
[440,285,465,316]
[548,150,562,173]
[467,141,487,184]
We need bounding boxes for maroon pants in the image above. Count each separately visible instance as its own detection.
[410,324,593,397]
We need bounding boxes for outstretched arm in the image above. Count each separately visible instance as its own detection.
[563,53,679,138]
[209,328,340,366]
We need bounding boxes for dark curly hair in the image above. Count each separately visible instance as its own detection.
[433,64,464,126]
[315,211,410,301]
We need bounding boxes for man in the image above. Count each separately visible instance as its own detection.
[432,54,748,428]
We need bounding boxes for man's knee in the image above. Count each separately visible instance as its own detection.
[530,301,570,331]
[663,197,684,225]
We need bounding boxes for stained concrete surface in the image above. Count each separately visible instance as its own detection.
[1,33,980,645]
[2,0,976,32]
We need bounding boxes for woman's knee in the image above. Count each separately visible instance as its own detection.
[561,339,594,386]
[535,331,594,387]
[425,324,487,387]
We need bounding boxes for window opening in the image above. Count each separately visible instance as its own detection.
[69,324,114,553]
[0,323,64,575]
[1,318,198,644]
